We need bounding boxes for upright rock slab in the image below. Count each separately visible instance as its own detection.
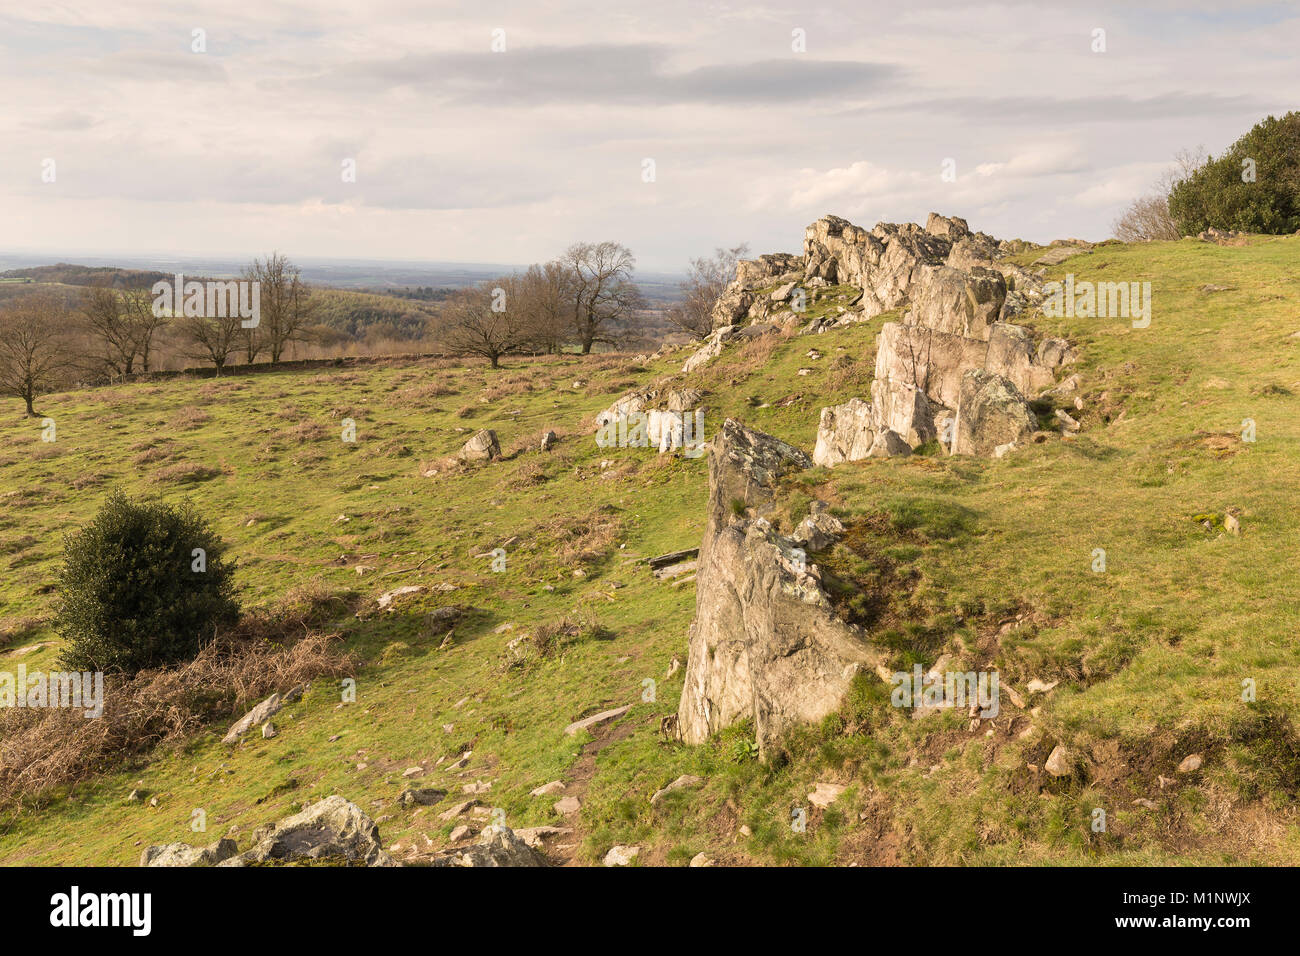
[677,420,883,756]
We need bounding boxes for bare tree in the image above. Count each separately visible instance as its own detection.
[77,282,169,377]
[439,283,531,369]
[181,309,243,374]
[517,261,575,354]
[1113,147,1210,241]
[122,287,168,372]
[246,253,316,363]
[561,241,644,353]
[0,292,72,416]
[667,243,749,339]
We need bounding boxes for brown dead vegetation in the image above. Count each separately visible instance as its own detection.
[0,583,357,806]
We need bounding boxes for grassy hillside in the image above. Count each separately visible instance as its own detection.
[1,235,1298,865]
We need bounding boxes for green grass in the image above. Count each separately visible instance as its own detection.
[2,234,1300,865]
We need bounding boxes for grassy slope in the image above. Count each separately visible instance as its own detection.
[1,236,1298,865]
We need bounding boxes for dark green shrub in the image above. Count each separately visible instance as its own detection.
[1169,112,1300,235]
[55,489,239,674]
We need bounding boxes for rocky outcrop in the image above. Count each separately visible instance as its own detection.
[427,825,549,867]
[217,795,394,867]
[677,420,884,756]
[709,255,803,328]
[683,325,738,373]
[595,385,706,454]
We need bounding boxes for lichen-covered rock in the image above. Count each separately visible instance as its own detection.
[953,369,1037,456]
[677,421,882,756]
[141,838,238,867]
[218,795,393,867]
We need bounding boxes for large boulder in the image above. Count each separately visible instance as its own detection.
[459,429,501,462]
[812,398,876,466]
[218,795,393,867]
[677,421,883,756]
[953,369,1037,456]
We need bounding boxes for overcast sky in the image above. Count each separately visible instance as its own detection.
[2,1,1296,271]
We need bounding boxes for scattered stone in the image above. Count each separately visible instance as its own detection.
[807,782,847,809]
[223,691,291,744]
[650,774,704,805]
[564,704,632,737]
[553,796,581,816]
[1026,678,1059,694]
[377,585,423,610]
[1178,753,1203,774]
[1044,745,1073,778]
[530,781,565,797]
[603,845,640,866]
[398,788,447,807]
[218,795,392,867]
[539,430,558,452]
[647,548,699,570]
[449,824,472,841]
[689,852,714,867]
[513,825,572,848]
[261,722,277,739]
[438,800,479,822]
[429,826,550,867]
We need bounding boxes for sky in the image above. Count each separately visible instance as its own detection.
[1,1,1296,272]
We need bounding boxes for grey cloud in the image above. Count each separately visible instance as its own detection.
[326,44,900,106]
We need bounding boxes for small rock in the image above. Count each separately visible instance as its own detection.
[399,788,447,807]
[564,704,632,737]
[449,825,472,841]
[530,781,565,797]
[1044,745,1073,778]
[437,800,478,822]
[1177,753,1203,774]
[688,852,714,867]
[553,796,581,816]
[650,774,704,805]
[261,722,277,739]
[402,766,424,778]
[807,782,847,809]
[603,845,640,867]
